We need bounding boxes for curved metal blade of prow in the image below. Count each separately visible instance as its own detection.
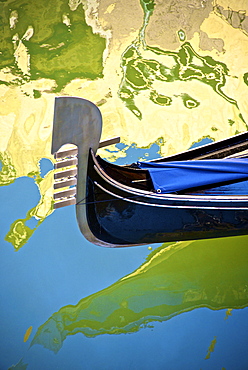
[51,96,103,212]
[51,97,124,246]
[51,96,104,245]
[51,96,102,155]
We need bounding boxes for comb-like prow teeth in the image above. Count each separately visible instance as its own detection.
[54,178,77,190]
[54,188,76,199]
[55,157,78,169]
[55,147,78,159]
[53,146,78,209]
[54,168,77,180]
[54,198,76,209]
[52,137,121,209]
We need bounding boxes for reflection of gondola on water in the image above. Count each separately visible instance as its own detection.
[52,97,248,247]
[31,236,248,353]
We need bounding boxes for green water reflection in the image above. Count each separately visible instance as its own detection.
[8,358,28,370]
[116,0,247,123]
[0,152,16,186]
[0,0,105,91]
[119,40,241,120]
[31,235,248,353]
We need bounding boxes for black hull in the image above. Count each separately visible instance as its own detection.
[84,151,248,246]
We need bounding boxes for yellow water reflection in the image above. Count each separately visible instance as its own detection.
[31,235,248,353]
[205,336,217,360]
[224,308,233,320]
[23,326,33,343]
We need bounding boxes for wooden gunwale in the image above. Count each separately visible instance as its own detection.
[90,150,248,203]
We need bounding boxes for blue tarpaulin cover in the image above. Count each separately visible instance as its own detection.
[137,159,248,193]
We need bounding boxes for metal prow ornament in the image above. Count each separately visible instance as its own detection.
[51,96,120,246]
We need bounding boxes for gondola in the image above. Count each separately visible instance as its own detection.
[52,97,248,247]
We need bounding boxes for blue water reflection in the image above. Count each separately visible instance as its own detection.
[1,167,248,369]
[39,158,54,178]
[105,142,162,164]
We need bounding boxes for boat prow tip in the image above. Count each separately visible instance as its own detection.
[51,96,103,154]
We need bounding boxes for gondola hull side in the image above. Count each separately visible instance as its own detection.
[84,152,248,247]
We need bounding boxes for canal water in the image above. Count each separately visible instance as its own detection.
[1,153,248,369]
[1,0,248,368]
